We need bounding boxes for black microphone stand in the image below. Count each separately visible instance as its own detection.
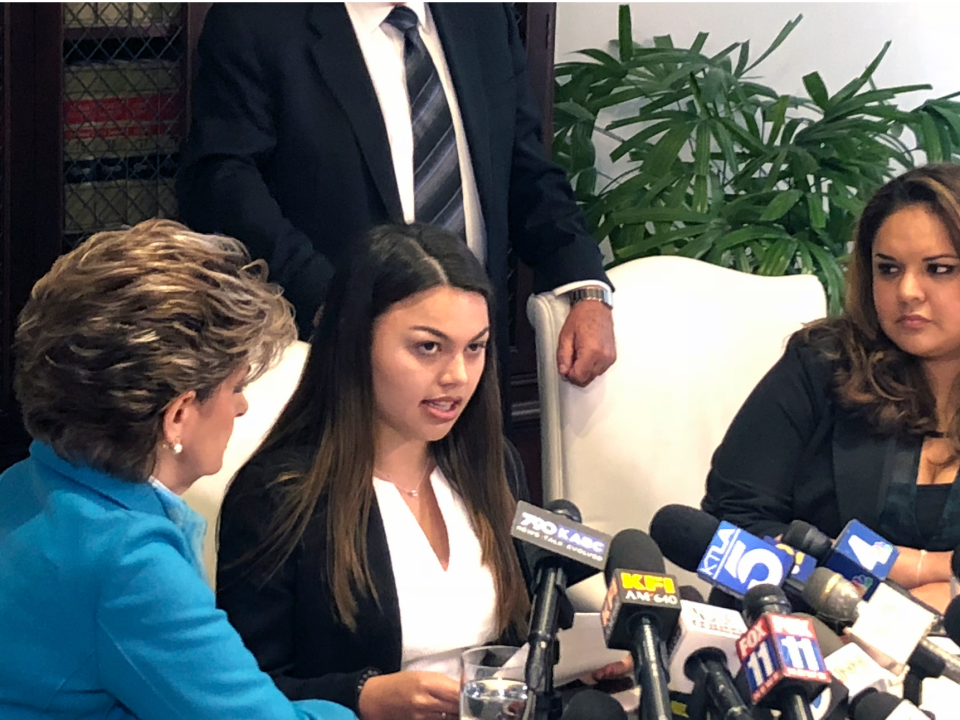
[525,578,574,720]
[631,618,672,720]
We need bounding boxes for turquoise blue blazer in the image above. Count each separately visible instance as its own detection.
[0,441,356,720]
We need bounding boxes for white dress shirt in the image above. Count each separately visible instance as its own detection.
[373,468,499,679]
[344,2,610,296]
[345,2,486,263]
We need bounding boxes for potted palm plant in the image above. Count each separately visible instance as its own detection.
[554,6,960,312]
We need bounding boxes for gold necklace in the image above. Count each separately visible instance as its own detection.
[375,460,433,498]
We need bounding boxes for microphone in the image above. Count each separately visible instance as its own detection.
[559,689,628,720]
[849,690,933,720]
[792,615,849,720]
[782,520,898,599]
[737,585,830,720]
[511,500,612,696]
[650,505,795,599]
[600,529,677,720]
[800,567,960,689]
[666,600,755,719]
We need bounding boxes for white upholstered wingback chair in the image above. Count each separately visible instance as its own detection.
[527,255,827,606]
[182,340,310,587]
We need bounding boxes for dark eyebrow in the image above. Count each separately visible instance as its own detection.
[410,326,490,342]
[874,252,959,262]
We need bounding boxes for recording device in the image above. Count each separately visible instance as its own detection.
[559,689,628,720]
[737,585,829,720]
[511,500,611,719]
[649,505,794,599]
[781,520,898,599]
[600,529,677,720]
[800,566,960,693]
[666,600,756,719]
[848,690,933,720]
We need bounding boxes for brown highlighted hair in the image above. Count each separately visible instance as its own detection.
[14,219,296,481]
[224,224,529,635]
[801,164,960,440]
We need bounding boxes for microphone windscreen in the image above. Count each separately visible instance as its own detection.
[801,568,861,627]
[604,528,665,585]
[741,583,791,624]
[781,520,833,561]
[561,689,628,720]
[679,585,705,603]
[649,504,720,572]
[850,690,902,720]
[546,498,582,524]
[943,593,960,646]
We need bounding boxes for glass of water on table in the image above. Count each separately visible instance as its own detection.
[460,645,531,720]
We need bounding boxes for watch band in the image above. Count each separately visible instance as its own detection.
[567,286,613,308]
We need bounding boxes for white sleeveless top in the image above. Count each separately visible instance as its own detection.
[373,468,499,679]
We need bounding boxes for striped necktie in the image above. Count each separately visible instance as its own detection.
[383,6,466,239]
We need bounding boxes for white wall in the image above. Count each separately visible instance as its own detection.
[556,3,960,106]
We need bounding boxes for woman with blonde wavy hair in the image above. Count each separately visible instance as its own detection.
[703,164,960,611]
[0,220,353,720]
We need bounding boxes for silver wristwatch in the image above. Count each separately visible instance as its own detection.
[567,286,613,308]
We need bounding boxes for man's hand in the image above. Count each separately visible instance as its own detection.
[556,300,616,387]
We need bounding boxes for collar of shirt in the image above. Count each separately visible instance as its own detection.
[148,478,208,580]
[345,2,429,37]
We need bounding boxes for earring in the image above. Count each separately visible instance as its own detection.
[172,442,183,455]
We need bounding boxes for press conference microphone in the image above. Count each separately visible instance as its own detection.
[737,585,830,720]
[848,690,933,720]
[781,520,898,599]
[559,689,628,720]
[650,505,795,600]
[666,600,756,719]
[800,567,960,688]
[511,500,611,696]
[800,612,895,704]
[600,529,676,720]
[792,616,849,720]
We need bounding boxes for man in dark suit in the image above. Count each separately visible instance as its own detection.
[178,3,616,391]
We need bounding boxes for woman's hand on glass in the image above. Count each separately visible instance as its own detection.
[358,671,460,720]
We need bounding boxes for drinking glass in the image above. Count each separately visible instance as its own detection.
[460,645,530,720]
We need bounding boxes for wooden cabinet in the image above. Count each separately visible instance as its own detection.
[0,3,555,494]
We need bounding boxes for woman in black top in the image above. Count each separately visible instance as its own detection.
[216,225,533,720]
[703,164,960,611]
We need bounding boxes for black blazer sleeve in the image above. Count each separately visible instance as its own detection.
[498,5,608,292]
[701,334,837,538]
[178,5,334,331]
[216,454,370,710]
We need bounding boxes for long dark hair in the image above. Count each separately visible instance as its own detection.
[226,224,529,633]
[801,164,960,442]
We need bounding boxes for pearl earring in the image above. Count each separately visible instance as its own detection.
[172,442,183,455]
